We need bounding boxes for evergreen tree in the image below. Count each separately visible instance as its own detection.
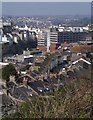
[2,63,18,81]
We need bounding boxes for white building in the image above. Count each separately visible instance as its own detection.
[37,29,50,52]
[1,35,10,43]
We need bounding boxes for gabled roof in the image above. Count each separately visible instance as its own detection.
[72,58,91,65]
[10,85,35,101]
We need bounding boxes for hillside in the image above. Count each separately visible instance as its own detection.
[2,70,92,119]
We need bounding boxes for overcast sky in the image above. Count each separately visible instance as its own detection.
[2,2,91,16]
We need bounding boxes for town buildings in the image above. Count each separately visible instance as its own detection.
[37,25,91,53]
[0,16,92,117]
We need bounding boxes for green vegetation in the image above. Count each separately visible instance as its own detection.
[2,63,18,81]
[1,75,91,119]
[3,39,37,55]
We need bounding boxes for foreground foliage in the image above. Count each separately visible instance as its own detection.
[1,73,92,119]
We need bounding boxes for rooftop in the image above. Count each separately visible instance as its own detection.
[71,45,93,53]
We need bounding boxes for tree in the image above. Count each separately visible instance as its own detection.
[2,63,18,81]
[1,72,91,118]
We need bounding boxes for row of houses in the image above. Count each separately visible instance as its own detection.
[4,53,91,102]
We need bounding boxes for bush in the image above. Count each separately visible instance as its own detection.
[2,63,18,81]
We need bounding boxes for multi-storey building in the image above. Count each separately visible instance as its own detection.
[50,32,58,43]
[37,29,50,52]
[3,22,13,34]
[50,25,91,43]
[36,25,91,53]
[58,31,87,43]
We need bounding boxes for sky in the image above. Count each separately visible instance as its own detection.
[2,2,91,16]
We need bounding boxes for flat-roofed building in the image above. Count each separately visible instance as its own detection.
[37,29,50,52]
[58,31,87,43]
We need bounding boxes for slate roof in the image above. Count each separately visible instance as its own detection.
[28,80,55,95]
[12,86,36,100]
